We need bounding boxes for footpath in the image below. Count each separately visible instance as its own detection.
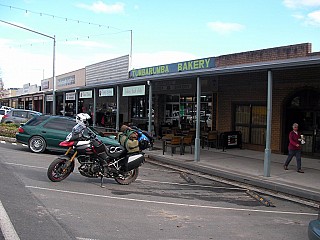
[146,140,320,204]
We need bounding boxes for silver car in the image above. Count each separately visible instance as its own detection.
[1,109,41,124]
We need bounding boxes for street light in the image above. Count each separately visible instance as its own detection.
[0,20,57,115]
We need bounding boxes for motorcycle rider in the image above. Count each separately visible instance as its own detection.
[74,113,110,161]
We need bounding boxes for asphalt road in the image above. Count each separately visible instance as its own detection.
[0,142,318,240]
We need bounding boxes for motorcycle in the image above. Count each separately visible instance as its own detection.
[47,123,145,187]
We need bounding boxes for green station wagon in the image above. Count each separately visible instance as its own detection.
[16,115,119,153]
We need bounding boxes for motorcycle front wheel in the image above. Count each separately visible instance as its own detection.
[115,168,139,185]
[47,158,75,182]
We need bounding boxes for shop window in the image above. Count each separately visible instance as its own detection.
[235,104,266,145]
[132,96,147,118]
[165,94,214,130]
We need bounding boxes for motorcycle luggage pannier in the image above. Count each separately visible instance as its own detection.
[123,153,144,172]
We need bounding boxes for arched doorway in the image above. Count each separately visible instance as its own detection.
[283,89,320,156]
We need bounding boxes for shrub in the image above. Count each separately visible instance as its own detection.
[0,123,19,138]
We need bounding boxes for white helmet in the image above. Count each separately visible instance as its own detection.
[76,113,91,126]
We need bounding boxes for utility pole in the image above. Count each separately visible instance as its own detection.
[0,20,56,115]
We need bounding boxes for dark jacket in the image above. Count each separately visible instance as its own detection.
[288,131,301,150]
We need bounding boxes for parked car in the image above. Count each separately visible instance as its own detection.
[308,209,320,240]
[0,108,10,122]
[16,115,119,153]
[0,106,13,111]
[1,109,41,124]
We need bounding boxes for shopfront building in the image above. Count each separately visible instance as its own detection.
[129,43,320,156]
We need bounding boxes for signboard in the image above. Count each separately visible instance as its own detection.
[46,95,53,102]
[66,92,76,101]
[42,80,49,90]
[129,57,215,79]
[80,90,92,99]
[122,85,145,97]
[57,75,76,87]
[99,88,114,97]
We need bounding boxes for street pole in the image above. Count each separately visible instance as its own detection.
[52,35,56,115]
[0,20,56,115]
[264,70,273,177]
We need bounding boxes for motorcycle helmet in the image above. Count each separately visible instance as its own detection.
[76,113,91,126]
[139,139,150,150]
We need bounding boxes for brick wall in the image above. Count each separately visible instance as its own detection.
[216,66,320,153]
[215,43,312,67]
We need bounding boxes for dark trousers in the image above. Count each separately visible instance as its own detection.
[284,149,302,170]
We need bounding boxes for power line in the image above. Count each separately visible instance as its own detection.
[5,29,130,49]
[0,3,129,31]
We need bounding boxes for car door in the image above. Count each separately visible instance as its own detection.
[12,110,28,123]
[42,118,73,148]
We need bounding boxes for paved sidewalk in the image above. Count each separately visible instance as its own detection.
[146,140,320,203]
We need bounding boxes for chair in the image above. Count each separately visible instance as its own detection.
[182,136,193,154]
[164,136,182,156]
[202,131,217,149]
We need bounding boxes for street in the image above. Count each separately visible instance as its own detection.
[0,142,318,240]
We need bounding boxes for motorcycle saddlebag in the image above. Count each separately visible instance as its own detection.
[123,153,144,172]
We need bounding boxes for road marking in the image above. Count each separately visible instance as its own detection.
[0,200,20,240]
[5,162,244,191]
[26,185,317,217]
[0,141,27,147]
[5,162,47,170]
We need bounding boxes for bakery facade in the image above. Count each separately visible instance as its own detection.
[1,43,320,156]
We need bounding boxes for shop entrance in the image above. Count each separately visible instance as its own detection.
[283,89,320,156]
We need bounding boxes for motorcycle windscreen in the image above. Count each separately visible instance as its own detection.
[66,123,85,141]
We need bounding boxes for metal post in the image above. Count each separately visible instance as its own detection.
[75,90,78,115]
[194,76,201,162]
[0,21,56,112]
[116,85,120,132]
[130,30,133,70]
[148,81,152,134]
[62,92,66,116]
[264,70,273,177]
[93,88,96,127]
[52,35,56,115]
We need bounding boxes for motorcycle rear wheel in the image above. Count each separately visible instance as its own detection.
[115,168,139,185]
[47,158,75,182]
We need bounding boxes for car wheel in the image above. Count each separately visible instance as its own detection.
[29,136,47,153]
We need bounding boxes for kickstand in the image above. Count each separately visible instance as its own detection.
[100,175,105,188]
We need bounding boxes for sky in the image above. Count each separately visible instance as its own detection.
[0,0,320,89]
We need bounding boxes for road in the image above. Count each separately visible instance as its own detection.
[0,142,318,240]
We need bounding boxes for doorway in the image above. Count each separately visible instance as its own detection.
[283,89,320,156]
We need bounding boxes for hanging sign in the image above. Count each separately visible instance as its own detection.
[46,95,53,102]
[80,90,92,99]
[66,92,76,101]
[122,85,145,96]
[99,88,114,97]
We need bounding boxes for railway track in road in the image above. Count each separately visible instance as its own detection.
[146,158,320,209]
